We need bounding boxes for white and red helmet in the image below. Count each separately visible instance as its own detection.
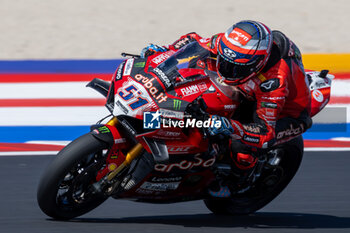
[217,20,273,85]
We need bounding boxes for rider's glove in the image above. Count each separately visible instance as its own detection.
[207,115,235,137]
[140,44,167,58]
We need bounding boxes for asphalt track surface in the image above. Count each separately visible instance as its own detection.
[1,152,349,233]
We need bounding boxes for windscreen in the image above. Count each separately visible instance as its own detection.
[155,41,211,90]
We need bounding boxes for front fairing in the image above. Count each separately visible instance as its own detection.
[107,41,239,140]
[110,42,213,120]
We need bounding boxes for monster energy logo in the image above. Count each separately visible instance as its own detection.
[173,99,181,110]
[134,62,145,68]
[98,126,110,134]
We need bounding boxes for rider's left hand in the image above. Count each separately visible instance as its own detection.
[207,115,235,136]
[140,44,167,58]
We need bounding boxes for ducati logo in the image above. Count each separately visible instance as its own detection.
[228,28,252,46]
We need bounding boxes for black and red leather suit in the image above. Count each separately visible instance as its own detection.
[159,31,312,149]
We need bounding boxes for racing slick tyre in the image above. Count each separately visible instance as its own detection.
[37,133,110,220]
[204,135,304,215]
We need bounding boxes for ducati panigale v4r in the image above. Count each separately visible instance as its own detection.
[37,41,333,220]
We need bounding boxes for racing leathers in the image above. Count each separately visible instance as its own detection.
[152,31,312,149]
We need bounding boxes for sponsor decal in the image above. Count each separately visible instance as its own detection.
[168,146,191,153]
[159,108,184,120]
[174,37,190,49]
[228,28,252,46]
[140,181,180,192]
[261,102,278,109]
[156,129,181,137]
[264,108,277,117]
[312,90,324,103]
[260,78,280,92]
[276,123,304,140]
[167,132,181,137]
[153,68,172,88]
[116,100,129,114]
[97,126,110,134]
[120,119,136,135]
[261,96,285,100]
[134,61,146,68]
[243,125,261,134]
[123,59,134,76]
[263,115,278,121]
[154,154,216,172]
[224,105,236,110]
[134,74,167,103]
[115,61,125,80]
[151,176,182,182]
[198,82,208,91]
[173,99,181,110]
[243,135,260,144]
[180,84,201,96]
[152,50,176,65]
[143,111,161,129]
[115,138,126,144]
[223,48,236,59]
[135,189,154,195]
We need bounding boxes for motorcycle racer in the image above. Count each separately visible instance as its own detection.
[141,20,312,158]
[36,22,333,219]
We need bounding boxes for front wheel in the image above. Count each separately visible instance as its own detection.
[204,135,304,215]
[37,133,110,220]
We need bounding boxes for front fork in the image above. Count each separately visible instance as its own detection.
[104,117,144,181]
[92,116,145,195]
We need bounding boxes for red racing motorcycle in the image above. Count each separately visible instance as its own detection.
[37,41,333,219]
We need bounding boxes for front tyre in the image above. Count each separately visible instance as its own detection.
[37,133,110,220]
[204,135,304,215]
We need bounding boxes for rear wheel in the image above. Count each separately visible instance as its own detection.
[37,133,110,220]
[204,135,303,215]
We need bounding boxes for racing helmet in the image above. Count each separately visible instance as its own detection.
[217,20,273,85]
